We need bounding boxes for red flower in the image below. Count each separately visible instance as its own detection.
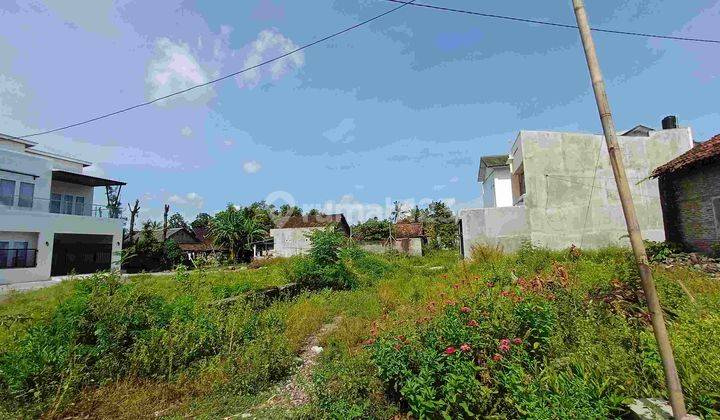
[460,306,472,314]
[512,338,522,345]
[445,346,456,355]
[460,343,472,352]
[397,335,406,342]
[452,283,460,290]
[363,338,376,346]
[441,274,448,279]
[492,353,503,362]
[467,319,479,327]
[444,300,457,306]
[499,338,511,352]
[500,290,510,297]
[486,282,494,288]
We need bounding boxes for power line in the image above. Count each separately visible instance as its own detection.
[383,0,720,44]
[18,0,417,139]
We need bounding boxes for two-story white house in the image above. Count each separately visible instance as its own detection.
[0,133,125,284]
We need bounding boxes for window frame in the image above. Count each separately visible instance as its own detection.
[0,178,16,206]
[18,182,34,208]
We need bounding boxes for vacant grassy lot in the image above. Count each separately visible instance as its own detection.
[1,245,718,419]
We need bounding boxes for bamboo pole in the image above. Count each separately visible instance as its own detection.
[570,0,687,417]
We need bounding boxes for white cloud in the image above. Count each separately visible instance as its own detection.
[354,184,365,190]
[237,29,304,88]
[243,160,262,174]
[223,139,234,146]
[146,38,213,105]
[167,192,204,209]
[180,126,193,137]
[449,176,459,183]
[433,184,447,191]
[323,118,356,143]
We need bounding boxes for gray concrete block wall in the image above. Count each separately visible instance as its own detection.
[659,160,720,253]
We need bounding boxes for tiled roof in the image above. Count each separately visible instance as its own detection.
[178,242,227,252]
[277,213,347,229]
[652,134,720,177]
[394,222,424,238]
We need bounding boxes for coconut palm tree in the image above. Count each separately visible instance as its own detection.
[209,204,244,261]
[243,216,268,251]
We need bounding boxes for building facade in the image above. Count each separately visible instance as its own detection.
[270,214,350,257]
[458,121,694,257]
[0,134,125,283]
[652,134,720,254]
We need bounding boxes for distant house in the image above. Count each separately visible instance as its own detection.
[652,134,720,254]
[270,213,350,257]
[393,222,426,256]
[126,226,228,260]
[458,118,694,256]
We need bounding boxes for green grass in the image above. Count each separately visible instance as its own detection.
[0,247,718,419]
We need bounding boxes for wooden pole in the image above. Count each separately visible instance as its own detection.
[570,1,687,417]
[163,204,170,242]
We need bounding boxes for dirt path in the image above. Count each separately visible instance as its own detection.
[234,315,343,417]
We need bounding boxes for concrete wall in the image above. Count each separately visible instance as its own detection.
[270,227,320,257]
[518,128,693,249]
[658,160,720,254]
[482,166,513,208]
[459,206,530,255]
[360,238,424,256]
[460,128,693,257]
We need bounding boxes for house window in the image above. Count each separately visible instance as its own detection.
[0,179,15,206]
[12,241,28,267]
[74,196,85,216]
[18,182,34,208]
[50,193,62,213]
[62,194,74,214]
[0,242,8,268]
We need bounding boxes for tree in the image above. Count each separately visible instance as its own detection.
[277,204,302,217]
[352,217,391,242]
[127,199,140,242]
[391,201,405,223]
[162,204,170,241]
[426,201,457,249]
[168,213,188,229]
[209,204,244,261]
[191,212,212,229]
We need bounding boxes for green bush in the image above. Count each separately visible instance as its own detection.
[293,227,357,290]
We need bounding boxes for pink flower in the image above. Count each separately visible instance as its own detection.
[453,283,460,290]
[512,338,522,345]
[460,306,472,314]
[444,300,457,306]
[486,282,494,288]
[445,346,456,355]
[467,319,479,327]
[363,338,376,346]
[460,343,472,352]
[492,353,503,362]
[499,339,511,352]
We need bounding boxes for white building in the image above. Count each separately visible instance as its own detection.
[479,155,513,208]
[269,214,350,258]
[0,133,125,284]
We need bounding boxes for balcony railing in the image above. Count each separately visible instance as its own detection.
[0,249,38,269]
[0,195,122,219]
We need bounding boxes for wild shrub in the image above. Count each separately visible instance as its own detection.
[470,243,504,264]
[293,227,356,290]
[644,240,683,262]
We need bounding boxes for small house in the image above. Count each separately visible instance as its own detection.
[270,213,350,257]
[652,134,720,254]
[393,222,426,256]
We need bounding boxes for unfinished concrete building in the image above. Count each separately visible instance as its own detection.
[458,118,694,257]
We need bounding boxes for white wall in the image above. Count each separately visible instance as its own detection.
[0,144,122,284]
[493,167,513,207]
[270,227,322,257]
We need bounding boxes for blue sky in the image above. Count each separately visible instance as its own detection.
[1,0,718,223]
